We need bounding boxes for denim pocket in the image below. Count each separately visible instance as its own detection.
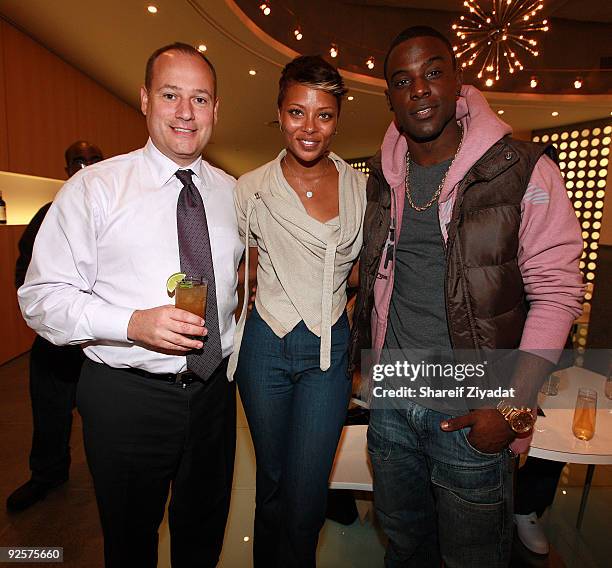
[460,427,503,458]
[367,413,393,462]
[431,440,504,507]
[435,486,508,567]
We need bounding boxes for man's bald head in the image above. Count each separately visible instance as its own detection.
[65,141,104,178]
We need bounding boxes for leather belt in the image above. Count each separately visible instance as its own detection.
[122,367,200,388]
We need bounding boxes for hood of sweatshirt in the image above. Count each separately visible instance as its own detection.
[380,84,513,205]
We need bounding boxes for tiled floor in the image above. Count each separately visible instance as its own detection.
[0,353,609,567]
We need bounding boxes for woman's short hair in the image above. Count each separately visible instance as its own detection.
[278,55,348,110]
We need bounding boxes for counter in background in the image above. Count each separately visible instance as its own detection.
[0,170,63,225]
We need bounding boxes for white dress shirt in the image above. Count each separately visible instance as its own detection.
[18,139,243,373]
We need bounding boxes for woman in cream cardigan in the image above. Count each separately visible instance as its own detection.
[229,56,366,567]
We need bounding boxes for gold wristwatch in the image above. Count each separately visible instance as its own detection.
[496,400,535,434]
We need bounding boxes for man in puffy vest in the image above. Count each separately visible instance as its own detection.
[349,26,583,567]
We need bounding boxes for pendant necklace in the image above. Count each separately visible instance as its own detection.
[283,155,331,199]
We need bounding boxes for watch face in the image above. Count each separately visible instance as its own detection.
[511,411,535,434]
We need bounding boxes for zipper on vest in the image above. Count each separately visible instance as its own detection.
[383,190,397,270]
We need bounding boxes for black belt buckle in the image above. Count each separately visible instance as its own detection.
[172,371,196,388]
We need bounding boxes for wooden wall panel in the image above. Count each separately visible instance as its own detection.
[3,21,79,179]
[0,226,35,365]
[74,76,123,159]
[118,101,148,155]
[0,19,146,179]
[0,22,9,171]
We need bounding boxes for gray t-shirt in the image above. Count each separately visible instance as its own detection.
[384,158,453,355]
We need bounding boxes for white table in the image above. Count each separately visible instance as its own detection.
[530,366,612,528]
[329,366,612,530]
[329,424,371,491]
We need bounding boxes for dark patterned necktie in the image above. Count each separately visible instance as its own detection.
[175,169,222,380]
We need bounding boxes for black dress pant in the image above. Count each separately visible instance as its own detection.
[29,336,84,484]
[77,359,236,568]
[515,456,565,517]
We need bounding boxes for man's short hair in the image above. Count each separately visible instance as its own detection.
[145,42,217,96]
[384,26,456,82]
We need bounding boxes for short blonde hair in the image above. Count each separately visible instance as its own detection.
[278,55,348,110]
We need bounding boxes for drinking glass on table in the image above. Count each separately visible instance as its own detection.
[540,373,560,396]
[572,388,597,441]
[175,276,208,338]
[605,361,612,401]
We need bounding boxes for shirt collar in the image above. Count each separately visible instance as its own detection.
[143,138,203,187]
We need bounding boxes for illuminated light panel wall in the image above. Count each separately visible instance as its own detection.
[533,119,612,354]
[347,158,371,175]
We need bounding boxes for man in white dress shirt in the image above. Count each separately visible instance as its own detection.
[18,43,243,568]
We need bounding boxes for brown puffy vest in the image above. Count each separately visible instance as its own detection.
[349,136,550,367]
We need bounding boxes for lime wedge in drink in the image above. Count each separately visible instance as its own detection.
[166,272,186,294]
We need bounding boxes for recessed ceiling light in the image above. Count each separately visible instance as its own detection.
[147,5,158,14]
[347,96,354,101]
[249,69,257,76]
[497,109,505,115]
[552,111,559,117]
[197,44,207,53]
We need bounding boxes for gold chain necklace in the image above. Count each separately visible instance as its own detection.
[282,155,330,199]
[405,124,464,212]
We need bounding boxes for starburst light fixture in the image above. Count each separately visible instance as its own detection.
[451,0,549,86]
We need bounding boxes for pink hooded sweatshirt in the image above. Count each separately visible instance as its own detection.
[371,85,584,452]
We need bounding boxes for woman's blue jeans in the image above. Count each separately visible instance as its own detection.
[236,307,352,568]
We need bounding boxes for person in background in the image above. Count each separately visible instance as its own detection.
[349,26,583,567]
[7,141,103,513]
[230,55,366,567]
[18,43,242,567]
[515,456,566,555]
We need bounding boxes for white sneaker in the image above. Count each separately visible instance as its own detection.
[514,512,549,555]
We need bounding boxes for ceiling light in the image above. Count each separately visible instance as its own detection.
[330,44,339,58]
[452,1,549,85]
[347,96,354,101]
[366,56,375,70]
[574,77,583,89]
[530,76,538,88]
[249,69,257,76]
[552,111,559,117]
[485,78,494,87]
[147,5,158,14]
[497,109,505,115]
[243,536,250,542]
[259,3,271,16]
[294,27,303,41]
[197,44,207,53]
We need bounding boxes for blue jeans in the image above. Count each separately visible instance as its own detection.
[236,308,352,568]
[368,404,514,568]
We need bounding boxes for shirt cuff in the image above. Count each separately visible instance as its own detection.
[88,304,135,343]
